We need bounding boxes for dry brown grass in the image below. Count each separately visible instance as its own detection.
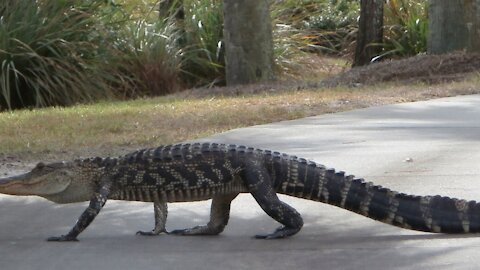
[1,73,479,162]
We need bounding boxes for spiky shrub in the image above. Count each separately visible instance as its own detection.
[0,1,118,110]
[179,0,225,87]
[381,0,428,58]
[0,0,184,110]
[103,2,183,97]
[122,21,182,96]
[271,0,359,56]
[309,0,358,55]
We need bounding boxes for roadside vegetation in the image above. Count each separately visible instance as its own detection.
[0,0,429,110]
[1,0,475,162]
[2,74,479,161]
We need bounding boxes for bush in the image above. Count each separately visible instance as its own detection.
[0,1,116,110]
[272,0,428,61]
[0,0,182,110]
[271,0,359,56]
[177,0,225,87]
[103,1,183,96]
[381,0,428,59]
[0,0,431,110]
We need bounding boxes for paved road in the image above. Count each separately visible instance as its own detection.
[1,95,480,270]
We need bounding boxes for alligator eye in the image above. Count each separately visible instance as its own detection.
[36,162,46,169]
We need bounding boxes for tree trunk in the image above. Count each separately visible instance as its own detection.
[428,0,480,54]
[353,0,384,67]
[223,0,274,86]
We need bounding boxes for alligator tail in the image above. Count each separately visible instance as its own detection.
[269,154,480,233]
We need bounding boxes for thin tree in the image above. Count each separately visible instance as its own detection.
[353,0,384,67]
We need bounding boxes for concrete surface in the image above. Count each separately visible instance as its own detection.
[2,95,480,270]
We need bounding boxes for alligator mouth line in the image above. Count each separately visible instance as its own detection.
[0,173,37,187]
[0,172,71,196]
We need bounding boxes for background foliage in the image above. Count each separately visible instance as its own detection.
[0,0,428,110]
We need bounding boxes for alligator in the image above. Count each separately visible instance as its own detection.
[0,142,478,242]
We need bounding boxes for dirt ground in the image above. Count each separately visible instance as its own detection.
[321,52,480,87]
[178,52,480,98]
[2,52,480,175]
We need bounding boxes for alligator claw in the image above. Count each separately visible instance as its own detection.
[169,225,208,235]
[47,235,79,242]
[136,229,169,236]
[136,230,156,236]
[253,226,300,239]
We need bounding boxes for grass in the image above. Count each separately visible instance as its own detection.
[2,75,480,162]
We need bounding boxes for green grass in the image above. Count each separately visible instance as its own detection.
[2,76,480,161]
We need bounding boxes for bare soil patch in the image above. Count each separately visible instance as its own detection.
[321,52,480,87]
[177,52,480,98]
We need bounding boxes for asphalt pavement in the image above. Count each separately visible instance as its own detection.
[1,94,480,270]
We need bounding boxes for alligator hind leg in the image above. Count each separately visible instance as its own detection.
[243,162,304,239]
[170,193,238,236]
[137,201,168,236]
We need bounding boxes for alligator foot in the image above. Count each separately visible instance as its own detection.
[169,225,223,236]
[136,229,168,236]
[47,235,79,242]
[254,226,301,239]
[169,226,204,235]
[168,229,187,235]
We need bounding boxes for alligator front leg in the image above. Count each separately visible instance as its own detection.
[136,201,168,236]
[243,162,304,239]
[47,181,112,242]
[170,193,238,236]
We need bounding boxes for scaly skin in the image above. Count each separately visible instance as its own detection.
[0,142,478,241]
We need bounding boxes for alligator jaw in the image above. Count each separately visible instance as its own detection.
[0,172,32,195]
[0,171,71,196]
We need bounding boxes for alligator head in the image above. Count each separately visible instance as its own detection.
[0,161,95,203]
